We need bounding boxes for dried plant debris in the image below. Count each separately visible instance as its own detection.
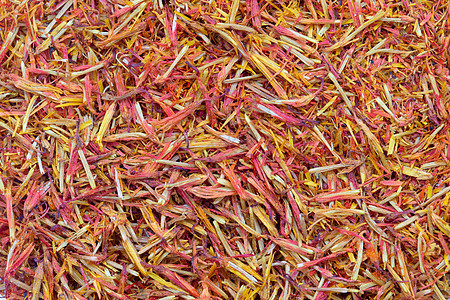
[0,0,449,299]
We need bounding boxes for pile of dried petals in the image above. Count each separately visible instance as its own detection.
[0,0,449,299]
